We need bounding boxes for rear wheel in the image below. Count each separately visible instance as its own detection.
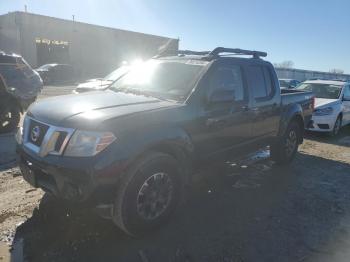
[271,121,301,165]
[0,103,20,134]
[112,152,182,236]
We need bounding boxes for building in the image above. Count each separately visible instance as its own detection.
[0,11,179,78]
[276,67,350,82]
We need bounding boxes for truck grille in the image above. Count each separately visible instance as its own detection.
[28,119,49,146]
[23,116,75,157]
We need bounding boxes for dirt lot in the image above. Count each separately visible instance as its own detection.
[1,86,350,262]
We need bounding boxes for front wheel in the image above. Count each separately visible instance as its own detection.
[0,103,21,134]
[329,115,342,137]
[112,152,182,236]
[270,121,301,165]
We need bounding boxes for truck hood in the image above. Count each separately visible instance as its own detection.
[28,90,177,128]
[315,98,339,108]
[76,79,112,89]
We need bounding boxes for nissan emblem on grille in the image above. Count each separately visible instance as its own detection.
[31,126,41,142]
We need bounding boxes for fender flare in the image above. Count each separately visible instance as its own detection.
[122,127,195,185]
[278,103,304,140]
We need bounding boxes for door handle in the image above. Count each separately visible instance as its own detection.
[241,106,259,114]
[206,118,226,128]
[241,105,249,111]
[251,107,259,112]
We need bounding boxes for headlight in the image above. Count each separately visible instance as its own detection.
[64,130,116,157]
[314,107,334,116]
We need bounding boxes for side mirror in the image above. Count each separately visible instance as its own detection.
[208,89,235,104]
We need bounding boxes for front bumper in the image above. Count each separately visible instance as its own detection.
[17,145,126,203]
[306,114,337,132]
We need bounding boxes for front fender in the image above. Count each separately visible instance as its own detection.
[128,126,194,164]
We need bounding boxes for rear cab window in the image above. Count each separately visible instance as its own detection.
[246,64,275,101]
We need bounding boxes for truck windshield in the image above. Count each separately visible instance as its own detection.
[297,83,343,99]
[103,66,130,81]
[110,59,207,101]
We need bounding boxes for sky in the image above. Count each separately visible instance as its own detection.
[1,0,349,73]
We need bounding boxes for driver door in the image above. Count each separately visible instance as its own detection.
[195,61,253,158]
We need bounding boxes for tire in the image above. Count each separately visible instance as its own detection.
[329,115,342,137]
[112,152,182,236]
[270,121,301,165]
[0,103,20,134]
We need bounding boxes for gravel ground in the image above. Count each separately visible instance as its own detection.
[1,86,350,262]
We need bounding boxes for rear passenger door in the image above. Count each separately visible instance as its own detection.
[245,64,280,139]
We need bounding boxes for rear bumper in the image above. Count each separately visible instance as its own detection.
[17,145,126,204]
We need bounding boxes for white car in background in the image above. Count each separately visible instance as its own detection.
[297,80,350,136]
[279,78,301,89]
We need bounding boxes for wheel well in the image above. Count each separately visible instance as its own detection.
[145,143,192,185]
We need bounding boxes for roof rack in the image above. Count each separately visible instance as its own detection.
[209,47,267,59]
[154,47,267,60]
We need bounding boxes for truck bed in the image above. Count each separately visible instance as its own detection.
[280,89,313,107]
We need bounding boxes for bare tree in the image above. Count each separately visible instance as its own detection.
[274,60,294,69]
[329,68,344,74]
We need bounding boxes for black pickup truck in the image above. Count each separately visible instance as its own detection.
[16,47,314,235]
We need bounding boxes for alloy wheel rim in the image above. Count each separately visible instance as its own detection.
[285,130,297,157]
[136,172,173,220]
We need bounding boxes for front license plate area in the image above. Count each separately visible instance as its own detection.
[21,161,37,187]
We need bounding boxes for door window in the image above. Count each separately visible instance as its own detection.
[208,65,244,102]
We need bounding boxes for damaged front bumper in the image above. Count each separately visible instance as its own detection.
[17,145,124,206]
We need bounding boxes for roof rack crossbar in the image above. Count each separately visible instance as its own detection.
[177,50,211,56]
[154,49,211,58]
[209,47,267,59]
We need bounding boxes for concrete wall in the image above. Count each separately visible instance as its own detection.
[0,12,179,78]
[0,13,21,55]
[276,67,350,82]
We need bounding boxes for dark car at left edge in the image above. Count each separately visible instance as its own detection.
[0,51,43,133]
